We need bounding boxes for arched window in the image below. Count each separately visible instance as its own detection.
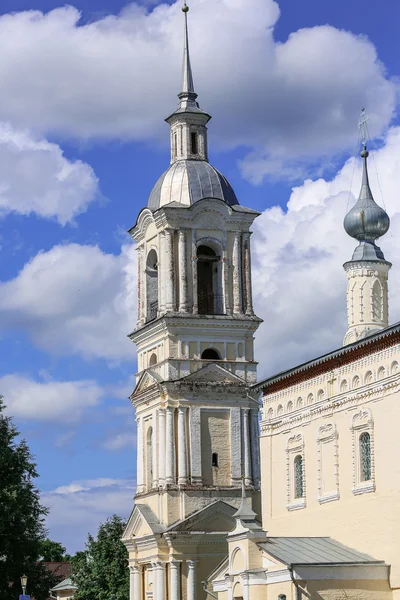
[197,245,223,315]
[267,408,274,420]
[146,249,158,322]
[294,455,304,499]
[191,131,198,155]
[277,404,284,416]
[149,353,157,367]
[296,397,303,409]
[287,401,293,412]
[317,389,325,402]
[377,366,386,380]
[146,427,153,489]
[278,596,287,600]
[340,380,348,393]
[201,348,221,360]
[212,453,219,467]
[307,393,314,405]
[352,375,360,389]
[391,361,399,375]
[364,371,373,384]
[359,432,371,482]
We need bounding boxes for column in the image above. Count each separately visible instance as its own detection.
[152,410,158,488]
[165,407,175,485]
[159,231,166,313]
[136,416,145,493]
[178,230,189,312]
[155,563,166,599]
[192,234,198,314]
[242,233,254,316]
[187,561,197,600]
[177,407,188,485]
[232,232,242,314]
[222,251,231,315]
[250,409,261,488]
[230,408,242,485]
[242,573,250,600]
[190,407,202,485]
[242,409,252,486]
[130,565,141,600]
[158,408,166,488]
[170,561,180,600]
[165,229,175,311]
[137,246,144,326]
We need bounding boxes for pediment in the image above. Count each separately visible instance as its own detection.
[123,504,165,540]
[132,369,163,397]
[181,363,245,384]
[167,500,237,533]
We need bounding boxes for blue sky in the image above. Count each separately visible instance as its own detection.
[0,0,399,553]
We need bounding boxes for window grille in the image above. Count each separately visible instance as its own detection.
[360,432,371,481]
[294,455,304,498]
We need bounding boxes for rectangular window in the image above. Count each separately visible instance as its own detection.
[191,132,198,154]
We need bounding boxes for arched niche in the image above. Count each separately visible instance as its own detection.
[146,249,158,322]
[201,348,221,361]
[197,243,223,315]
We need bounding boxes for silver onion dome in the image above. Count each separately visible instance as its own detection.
[148,160,239,211]
[344,144,390,261]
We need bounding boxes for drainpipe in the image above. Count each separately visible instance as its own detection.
[288,566,310,600]
[201,580,218,599]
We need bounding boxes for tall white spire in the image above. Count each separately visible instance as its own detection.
[181,1,195,95]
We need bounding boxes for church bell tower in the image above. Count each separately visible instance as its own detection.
[122,3,262,599]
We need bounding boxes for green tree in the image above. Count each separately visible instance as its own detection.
[0,397,58,599]
[72,515,129,600]
[38,537,70,562]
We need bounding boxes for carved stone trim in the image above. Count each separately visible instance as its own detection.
[317,423,339,504]
[351,408,375,496]
[286,433,306,511]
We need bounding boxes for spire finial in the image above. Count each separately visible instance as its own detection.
[181,0,195,96]
[358,107,369,147]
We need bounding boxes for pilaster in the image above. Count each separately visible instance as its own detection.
[178,230,189,312]
[178,406,188,485]
[242,408,252,486]
[165,229,176,312]
[233,231,242,314]
[136,416,145,494]
[170,561,181,600]
[165,407,176,485]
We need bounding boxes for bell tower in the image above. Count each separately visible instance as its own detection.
[123,3,262,599]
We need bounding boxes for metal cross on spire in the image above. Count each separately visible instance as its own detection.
[358,107,369,146]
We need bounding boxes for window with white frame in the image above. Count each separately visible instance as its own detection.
[317,423,339,504]
[351,408,375,495]
[286,433,306,510]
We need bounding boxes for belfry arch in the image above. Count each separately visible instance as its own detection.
[146,249,158,322]
[197,243,223,315]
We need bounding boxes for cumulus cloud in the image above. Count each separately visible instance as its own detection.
[0,124,98,224]
[0,374,104,422]
[43,477,135,553]
[102,431,137,451]
[252,126,400,378]
[0,1,395,177]
[0,242,137,361]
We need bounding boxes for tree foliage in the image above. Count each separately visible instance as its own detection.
[72,515,129,600]
[38,537,70,562]
[0,397,58,599]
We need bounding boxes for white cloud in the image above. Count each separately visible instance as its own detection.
[251,126,400,378]
[102,431,137,451]
[43,477,135,553]
[0,1,395,177]
[0,242,137,361]
[0,374,104,422]
[0,124,98,224]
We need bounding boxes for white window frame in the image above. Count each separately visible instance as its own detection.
[286,433,306,511]
[317,423,339,504]
[351,408,375,496]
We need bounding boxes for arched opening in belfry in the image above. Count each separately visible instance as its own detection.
[146,427,153,490]
[197,244,223,315]
[201,348,221,361]
[149,353,157,367]
[146,249,158,322]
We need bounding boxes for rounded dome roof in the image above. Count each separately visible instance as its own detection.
[148,160,239,211]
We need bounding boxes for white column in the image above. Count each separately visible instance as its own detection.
[192,234,198,314]
[159,231,166,314]
[190,407,202,485]
[187,561,197,600]
[222,250,231,315]
[136,416,145,493]
[158,408,166,488]
[242,409,252,486]
[232,231,242,314]
[230,408,242,485]
[177,407,188,485]
[178,230,189,312]
[242,573,250,600]
[165,407,175,485]
[170,561,180,600]
[165,229,175,311]
[250,409,260,488]
[137,246,144,326]
[242,232,254,316]
[152,410,158,488]
[156,563,166,599]
[130,565,141,600]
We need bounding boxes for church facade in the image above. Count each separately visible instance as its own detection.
[122,4,400,599]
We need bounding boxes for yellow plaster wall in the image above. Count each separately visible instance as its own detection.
[260,348,400,588]
[201,410,231,486]
[306,578,392,599]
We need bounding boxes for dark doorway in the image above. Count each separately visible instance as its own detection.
[201,348,221,360]
[197,245,223,314]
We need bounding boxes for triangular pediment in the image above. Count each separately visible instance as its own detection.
[132,369,163,397]
[181,363,245,384]
[123,503,165,540]
[167,500,237,533]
